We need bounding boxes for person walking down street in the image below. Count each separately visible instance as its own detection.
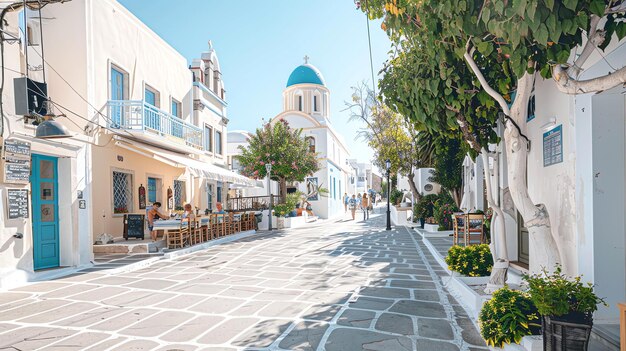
[343,193,349,213]
[356,193,362,213]
[348,194,358,220]
[362,193,370,221]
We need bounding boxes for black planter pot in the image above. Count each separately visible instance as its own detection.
[542,312,593,351]
[419,218,425,228]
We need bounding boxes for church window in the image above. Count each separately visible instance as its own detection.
[306,137,315,153]
[313,95,318,112]
[298,95,303,111]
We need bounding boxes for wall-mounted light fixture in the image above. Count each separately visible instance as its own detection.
[541,117,558,132]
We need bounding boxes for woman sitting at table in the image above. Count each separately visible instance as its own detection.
[148,202,169,242]
[214,202,225,214]
[182,203,196,222]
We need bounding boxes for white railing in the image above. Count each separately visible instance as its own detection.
[107,100,203,149]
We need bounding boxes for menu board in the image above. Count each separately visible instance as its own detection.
[7,189,29,219]
[543,124,563,167]
[3,139,31,184]
[3,139,31,157]
[124,214,145,240]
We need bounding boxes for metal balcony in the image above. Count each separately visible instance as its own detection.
[107,100,203,150]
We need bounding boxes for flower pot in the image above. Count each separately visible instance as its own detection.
[276,217,285,229]
[542,313,592,351]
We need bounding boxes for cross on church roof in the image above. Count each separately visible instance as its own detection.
[303,55,310,64]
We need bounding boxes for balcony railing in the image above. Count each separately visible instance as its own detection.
[227,195,281,212]
[107,100,203,150]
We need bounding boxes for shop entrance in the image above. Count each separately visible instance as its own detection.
[31,154,60,270]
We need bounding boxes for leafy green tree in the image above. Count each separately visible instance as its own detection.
[346,83,429,203]
[238,119,319,202]
[429,136,464,206]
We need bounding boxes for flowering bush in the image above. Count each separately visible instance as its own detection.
[434,202,458,230]
[479,287,540,348]
[445,244,493,277]
[413,194,438,221]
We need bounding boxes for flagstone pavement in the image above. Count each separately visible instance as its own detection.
[0,206,488,351]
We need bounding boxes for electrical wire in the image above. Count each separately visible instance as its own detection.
[364,0,377,97]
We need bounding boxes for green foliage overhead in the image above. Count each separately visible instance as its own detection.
[479,287,540,348]
[238,119,319,183]
[429,136,464,199]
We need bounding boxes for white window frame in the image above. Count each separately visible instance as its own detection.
[171,98,181,118]
[204,124,214,152]
[109,62,130,100]
[215,130,223,155]
[144,83,160,108]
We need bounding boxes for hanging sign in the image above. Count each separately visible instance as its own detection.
[2,139,31,184]
[138,184,146,210]
[167,187,174,210]
[7,189,29,219]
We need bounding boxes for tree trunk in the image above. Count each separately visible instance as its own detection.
[481,149,509,293]
[449,188,462,208]
[504,73,561,273]
[406,171,421,205]
[279,177,287,203]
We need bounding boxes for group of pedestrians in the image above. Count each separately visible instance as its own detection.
[343,192,373,221]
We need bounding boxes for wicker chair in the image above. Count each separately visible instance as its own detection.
[167,223,189,249]
[232,212,242,233]
[210,214,223,238]
[465,213,485,245]
[200,216,211,241]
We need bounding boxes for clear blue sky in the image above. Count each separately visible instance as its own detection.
[118,0,392,164]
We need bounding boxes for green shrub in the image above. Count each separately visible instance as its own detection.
[433,192,459,230]
[389,188,404,205]
[524,266,606,321]
[273,203,292,217]
[445,244,493,277]
[479,287,540,348]
[414,194,438,220]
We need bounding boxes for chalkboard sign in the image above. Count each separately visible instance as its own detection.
[3,139,30,157]
[7,189,29,219]
[123,214,145,240]
[4,161,31,183]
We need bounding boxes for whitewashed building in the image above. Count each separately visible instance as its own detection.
[269,59,353,219]
[461,38,626,330]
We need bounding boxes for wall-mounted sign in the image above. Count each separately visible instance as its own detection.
[138,184,146,210]
[3,139,31,157]
[543,124,563,167]
[2,139,31,184]
[79,200,86,209]
[7,189,29,219]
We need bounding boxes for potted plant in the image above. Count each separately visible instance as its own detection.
[445,244,493,277]
[524,266,607,351]
[414,194,438,228]
[479,287,541,348]
[272,203,292,229]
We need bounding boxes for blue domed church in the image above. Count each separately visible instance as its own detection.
[270,57,353,219]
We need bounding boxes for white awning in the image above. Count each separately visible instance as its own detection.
[115,138,257,187]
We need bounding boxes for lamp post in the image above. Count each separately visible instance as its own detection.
[265,163,273,231]
[385,159,392,230]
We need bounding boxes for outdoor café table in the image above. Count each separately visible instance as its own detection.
[152,219,182,241]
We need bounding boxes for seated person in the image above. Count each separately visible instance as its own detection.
[182,203,196,222]
[147,202,169,242]
[214,202,225,214]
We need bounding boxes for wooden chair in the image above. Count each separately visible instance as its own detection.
[167,223,189,249]
[190,217,202,245]
[244,212,255,231]
[465,213,485,245]
[200,216,211,241]
[223,213,235,235]
[210,214,223,238]
[452,213,466,246]
[232,212,242,233]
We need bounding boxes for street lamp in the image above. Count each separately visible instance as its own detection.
[385,159,392,231]
[265,163,273,231]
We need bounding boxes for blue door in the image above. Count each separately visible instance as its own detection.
[110,67,124,127]
[31,154,60,270]
[144,88,160,132]
[147,177,157,204]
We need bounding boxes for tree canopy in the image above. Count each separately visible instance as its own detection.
[238,119,319,200]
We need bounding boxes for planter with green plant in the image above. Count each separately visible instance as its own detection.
[524,267,607,351]
[414,194,438,227]
[389,188,404,206]
[445,244,493,277]
[479,287,541,348]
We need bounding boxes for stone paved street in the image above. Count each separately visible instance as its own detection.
[0,206,487,350]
